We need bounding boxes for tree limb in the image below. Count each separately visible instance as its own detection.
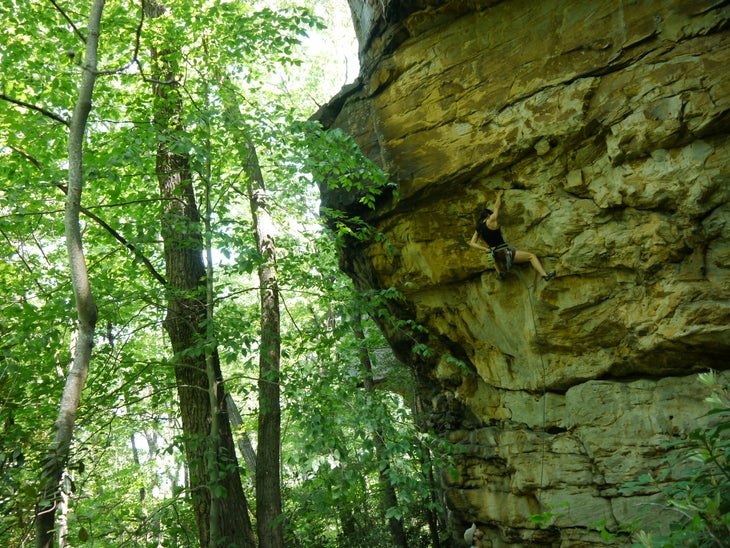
[35,1,104,545]
[48,0,87,44]
[7,145,167,286]
[0,93,70,127]
[55,183,168,286]
[96,0,146,75]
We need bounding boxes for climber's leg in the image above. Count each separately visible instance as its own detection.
[513,249,549,278]
[491,250,507,280]
[493,259,505,280]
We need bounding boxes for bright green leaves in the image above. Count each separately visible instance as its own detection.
[0,1,77,108]
[138,0,322,86]
[1,0,451,545]
[300,124,395,204]
[288,122,398,245]
[276,281,455,545]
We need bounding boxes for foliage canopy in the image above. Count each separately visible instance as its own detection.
[1,1,454,546]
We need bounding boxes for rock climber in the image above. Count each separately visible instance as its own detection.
[468,190,556,282]
[464,523,485,547]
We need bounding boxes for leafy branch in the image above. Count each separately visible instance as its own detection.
[623,372,730,547]
[48,0,87,44]
[7,145,167,285]
[0,93,70,126]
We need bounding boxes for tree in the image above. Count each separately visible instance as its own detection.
[0,1,455,546]
[35,2,103,545]
[218,70,286,545]
[247,138,284,548]
[354,311,408,547]
[144,1,256,545]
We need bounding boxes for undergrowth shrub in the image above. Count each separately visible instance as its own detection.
[630,371,730,547]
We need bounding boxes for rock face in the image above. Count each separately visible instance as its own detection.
[317,0,730,545]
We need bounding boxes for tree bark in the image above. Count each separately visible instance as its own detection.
[35,1,103,546]
[152,78,256,548]
[244,141,284,548]
[203,142,223,545]
[146,3,256,546]
[353,314,408,548]
[226,394,258,477]
[218,78,283,547]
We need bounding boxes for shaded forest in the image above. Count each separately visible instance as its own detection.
[0,1,454,546]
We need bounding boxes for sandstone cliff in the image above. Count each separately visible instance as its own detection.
[316,0,730,545]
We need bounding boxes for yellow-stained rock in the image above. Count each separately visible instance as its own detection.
[317,0,730,545]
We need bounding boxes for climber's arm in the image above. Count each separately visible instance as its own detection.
[487,190,503,230]
[469,231,491,253]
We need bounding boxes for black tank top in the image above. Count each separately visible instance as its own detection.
[479,224,507,249]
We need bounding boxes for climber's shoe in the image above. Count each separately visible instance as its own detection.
[542,270,556,282]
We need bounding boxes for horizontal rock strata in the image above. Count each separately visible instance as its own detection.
[318,0,730,545]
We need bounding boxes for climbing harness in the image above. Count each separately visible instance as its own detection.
[490,244,514,276]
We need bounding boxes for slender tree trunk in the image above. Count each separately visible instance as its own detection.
[338,509,358,543]
[57,471,69,548]
[226,394,258,477]
[353,314,408,548]
[152,75,256,548]
[244,141,284,548]
[145,3,256,546]
[411,393,447,547]
[202,140,223,546]
[218,79,283,547]
[34,2,103,546]
[422,446,441,548]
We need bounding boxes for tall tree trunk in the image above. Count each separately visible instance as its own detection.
[338,508,358,544]
[353,314,408,548]
[202,139,223,546]
[226,394,258,477]
[35,1,103,545]
[244,141,284,548]
[219,78,283,546]
[411,389,447,547]
[57,471,70,547]
[152,73,257,548]
[146,2,256,546]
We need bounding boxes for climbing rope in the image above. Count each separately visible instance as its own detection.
[515,270,549,545]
